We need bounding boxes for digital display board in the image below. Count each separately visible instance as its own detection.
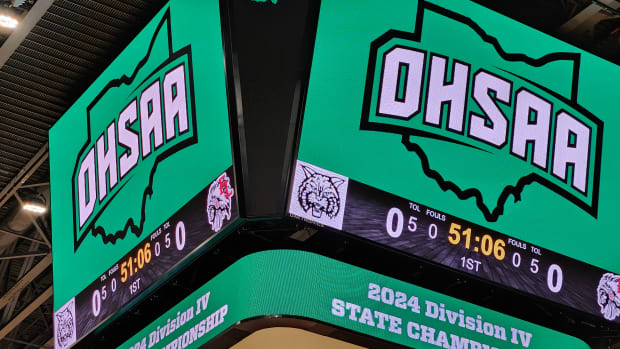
[119,250,588,349]
[290,0,620,323]
[49,1,239,347]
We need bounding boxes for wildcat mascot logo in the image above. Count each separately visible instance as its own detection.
[206,173,235,232]
[298,165,344,219]
[597,273,620,321]
[71,9,197,251]
[54,299,76,348]
[289,161,349,230]
[361,2,602,222]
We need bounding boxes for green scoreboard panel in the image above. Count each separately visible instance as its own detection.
[119,250,588,349]
[289,0,620,323]
[50,1,239,347]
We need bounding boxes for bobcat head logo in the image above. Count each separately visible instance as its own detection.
[206,173,234,232]
[289,161,349,230]
[597,273,620,321]
[55,307,75,348]
[297,165,345,219]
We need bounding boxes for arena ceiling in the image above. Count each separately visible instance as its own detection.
[0,0,618,347]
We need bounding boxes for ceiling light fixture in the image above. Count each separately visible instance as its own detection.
[0,7,18,29]
[22,193,47,214]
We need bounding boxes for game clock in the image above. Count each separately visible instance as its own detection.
[383,206,564,295]
[89,220,187,319]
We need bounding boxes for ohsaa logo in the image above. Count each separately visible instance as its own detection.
[361,2,602,221]
[289,161,349,230]
[206,173,235,232]
[71,10,197,251]
[54,298,76,349]
[597,273,620,321]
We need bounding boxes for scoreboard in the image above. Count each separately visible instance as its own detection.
[49,2,239,347]
[290,0,620,325]
[49,0,620,347]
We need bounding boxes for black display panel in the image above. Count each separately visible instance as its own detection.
[289,161,620,324]
[71,168,239,340]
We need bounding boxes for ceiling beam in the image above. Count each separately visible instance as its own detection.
[0,144,48,210]
[38,336,53,349]
[0,286,52,340]
[0,252,47,261]
[2,241,42,324]
[0,254,50,311]
[0,0,56,69]
[17,183,49,190]
[0,229,45,245]
[2,336,42,348]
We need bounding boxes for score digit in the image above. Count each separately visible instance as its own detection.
[547,264,563,293]
[386,208,404,238]
[175,221,186,251]
[92,289,101,317]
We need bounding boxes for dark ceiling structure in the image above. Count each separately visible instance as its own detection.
[0,0,618,347]
[0,0,167,347]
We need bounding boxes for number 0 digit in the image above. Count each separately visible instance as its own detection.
[386,208,404,238]
[428,223,437,239]
[547,264,563,293]
[175,221,186,251]
[92,289,101,317]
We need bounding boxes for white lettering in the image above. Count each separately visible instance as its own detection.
[378,47,425,119]
[140,81,164,158]
[425,55,469,132]
[469,70,510,147]
[78,148,97,227]
[164,65,189,140]
[511,89,551,168]
[331,298,345,317]
[552,111,590,193]
[118,100,139,178]
[96,122,118,201]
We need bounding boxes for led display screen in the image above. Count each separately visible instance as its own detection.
[119,250,587,349]
[49,1,239,347]
[289,0,620,323]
